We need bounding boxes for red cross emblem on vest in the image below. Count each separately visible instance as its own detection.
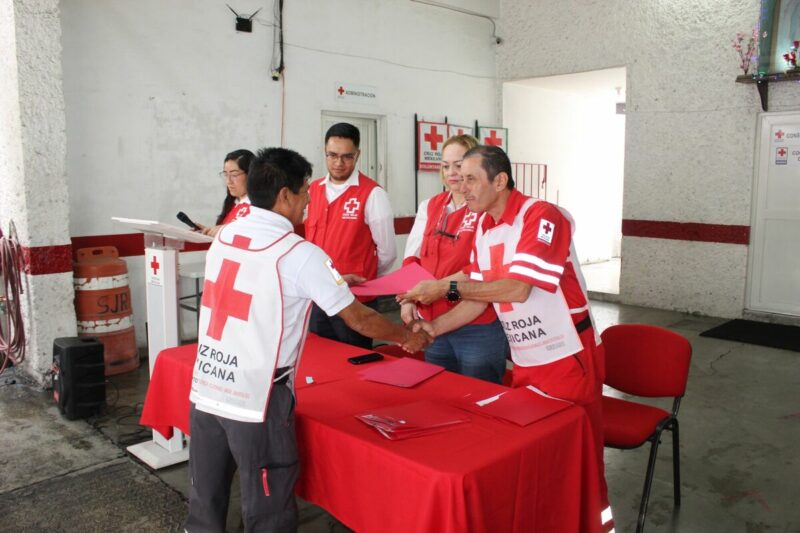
[343,198,360,218]
[201,258,253,341]
[481,243,514,312]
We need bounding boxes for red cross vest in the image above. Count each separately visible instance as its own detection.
[190,229,307,423]
[474,198,583,367]
[222,201,251,224]
[304,173,379,281]
[404,192,495,323]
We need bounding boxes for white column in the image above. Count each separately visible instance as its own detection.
[0,0,77,385]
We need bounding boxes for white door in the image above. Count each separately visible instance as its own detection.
[321,112,382,186]
[747,112,800,316]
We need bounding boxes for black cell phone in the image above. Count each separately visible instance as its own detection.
[347,352,384,365]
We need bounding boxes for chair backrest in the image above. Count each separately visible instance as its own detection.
[600,324,692,398]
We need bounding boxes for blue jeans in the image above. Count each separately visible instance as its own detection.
[425,320,508,384]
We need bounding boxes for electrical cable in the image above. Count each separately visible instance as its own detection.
[0,221,26,375]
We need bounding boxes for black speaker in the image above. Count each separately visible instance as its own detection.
[53,337,106,420]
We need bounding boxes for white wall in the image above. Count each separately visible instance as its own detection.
[503,77,624,264]
[497,0,800,318]
[60,0,499,345]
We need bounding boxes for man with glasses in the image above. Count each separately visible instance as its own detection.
[304,122,396,348]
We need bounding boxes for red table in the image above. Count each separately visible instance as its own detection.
[140,335,602,533]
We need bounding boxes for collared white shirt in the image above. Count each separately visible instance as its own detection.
[322,169,397,275]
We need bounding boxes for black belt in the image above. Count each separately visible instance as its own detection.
[574,315,593,334]
[273,366,292,385]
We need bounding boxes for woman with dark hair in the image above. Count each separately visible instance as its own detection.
[197,149,255,237]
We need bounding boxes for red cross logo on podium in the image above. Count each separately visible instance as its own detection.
[481,244,514,312]
[343,198,360,217]
[202,259,253,341]
[150,256,160,275]
[775,130,785,140]
[484,130,503,147]
[425,126,444,150]
[337,86,345,95]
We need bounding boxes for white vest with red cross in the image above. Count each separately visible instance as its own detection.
[473,198,583,367]
[189,230,307,423]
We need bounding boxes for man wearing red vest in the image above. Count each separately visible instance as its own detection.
[305,122,396,348]
[400,145,613,533]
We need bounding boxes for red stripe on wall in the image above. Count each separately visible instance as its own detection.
[622,219,750,245]
[20,244,73,275]
[70,233,212,257]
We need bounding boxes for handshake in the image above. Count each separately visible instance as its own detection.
[400,319,435,354]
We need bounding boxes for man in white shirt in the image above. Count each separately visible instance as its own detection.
[185,147,429,532]
[304,122,396,348]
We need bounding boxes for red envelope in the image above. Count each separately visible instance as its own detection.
[359,357,444,388]
[457,386,571,427]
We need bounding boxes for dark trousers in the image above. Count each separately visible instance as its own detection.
[308,299,378,349]
[184,383,298,533]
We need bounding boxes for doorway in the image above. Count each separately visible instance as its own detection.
[502,67,626,296]
[747,111,800,318]
[321,111,386,188]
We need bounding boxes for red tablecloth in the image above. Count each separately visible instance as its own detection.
[140,334,602,533]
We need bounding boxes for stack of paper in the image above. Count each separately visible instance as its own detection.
[456,385,572,427]
[356,400,471,440]
[359,357,444,388]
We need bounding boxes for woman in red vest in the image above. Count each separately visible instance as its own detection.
[402,135,508,383]
[197,149,254,237]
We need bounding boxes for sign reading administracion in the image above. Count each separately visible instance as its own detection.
[335,82,379,105]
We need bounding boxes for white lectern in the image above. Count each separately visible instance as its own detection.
[112,217,211,468]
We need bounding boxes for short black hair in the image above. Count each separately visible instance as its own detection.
[463,145,515,190]
[324,122,360,147]
[247,147,313,210]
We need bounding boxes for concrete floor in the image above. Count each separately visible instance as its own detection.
[1,300,799,532]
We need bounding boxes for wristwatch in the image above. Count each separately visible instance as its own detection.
[445,280,461,303]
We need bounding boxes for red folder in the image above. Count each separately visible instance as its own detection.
[350,263,435,296]
[356,400,471,440]
[457,386,572,427]
[359,357,444,388]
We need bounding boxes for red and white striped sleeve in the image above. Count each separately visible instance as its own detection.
[507,203,571,293]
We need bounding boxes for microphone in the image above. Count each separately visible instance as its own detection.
[176,211,202,231]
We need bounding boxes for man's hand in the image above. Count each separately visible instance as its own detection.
[342,274,367,286]
[397,280,448,305]
[401,321,433,353]
[400,302,418,324]
[407,319,435,338]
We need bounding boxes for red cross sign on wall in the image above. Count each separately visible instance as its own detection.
[417,121,447,171]
[424,125,444,151]
[150,256,160,275]
[202,259,253,341]
[478,126,508,152]
[481,243,514,312]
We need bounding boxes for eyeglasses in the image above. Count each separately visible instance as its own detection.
[325,152,357,163]
[219,170,246,181]
[434,206,458,240]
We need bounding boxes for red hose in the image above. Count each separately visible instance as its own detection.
[0,225,26,374]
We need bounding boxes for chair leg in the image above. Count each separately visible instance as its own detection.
[637,432,663,533]
[672,419,681,507]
